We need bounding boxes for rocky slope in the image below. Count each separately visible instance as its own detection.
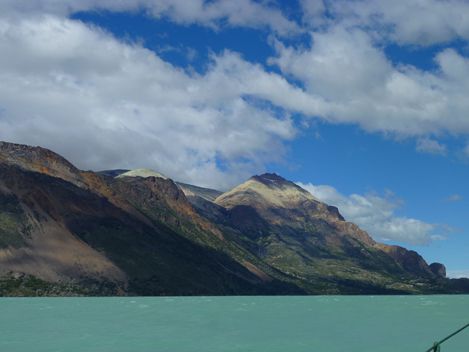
[0,142,299,296]
[0,141,466,295]
[210,173,450,293]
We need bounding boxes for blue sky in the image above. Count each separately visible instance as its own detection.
[0,0,468,276]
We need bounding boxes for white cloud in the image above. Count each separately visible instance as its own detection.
[447,270,469,279]
[0,0,299,35]
[299,0,326,25]
[6,0,469,46]
[416,138,447,155]
[4,2,469,142]
[330,0,469,45]
[2,1,469,189]
[272,27,469,137]
[0,15,301,189]
[297,182,441,245]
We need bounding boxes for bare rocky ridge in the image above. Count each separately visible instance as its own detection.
[0,142,85,187]
[215,173,374,246]
[211,173,450,292]
[0,143,300,295]
[0,141,464,295]
[177,182,222,202]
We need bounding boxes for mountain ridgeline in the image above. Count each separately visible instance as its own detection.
[0,141,467,296]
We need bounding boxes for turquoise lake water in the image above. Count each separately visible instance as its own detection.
[0,295,468,352]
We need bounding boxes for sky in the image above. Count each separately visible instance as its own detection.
[0,0,468,277]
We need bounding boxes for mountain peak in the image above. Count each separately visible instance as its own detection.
[251,173,287,184]
[0,141,78,170]
[215,172,317,210]
[116,168,167,180]
[0,141,84,187]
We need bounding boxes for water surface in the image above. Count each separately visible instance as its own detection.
[1,295,468,352]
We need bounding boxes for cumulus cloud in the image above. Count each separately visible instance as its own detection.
[297,182,442,245]
[3,2,469,142]
[0,0,299,35]
[0,15,302,189]
[2,1,469,189]
[416,138,447,155]
[272,27,469,137]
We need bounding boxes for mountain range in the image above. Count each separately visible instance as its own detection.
[0,141,468,296]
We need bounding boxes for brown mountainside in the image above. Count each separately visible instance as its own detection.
[1,141,467,296]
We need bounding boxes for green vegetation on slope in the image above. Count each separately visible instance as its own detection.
[0,194,30,248]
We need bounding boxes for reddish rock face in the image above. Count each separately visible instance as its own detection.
[0,141,84,187]
[110,175,225,240]
[375,244,435,278]
[0,142,289,295]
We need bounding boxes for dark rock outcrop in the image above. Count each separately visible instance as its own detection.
[429,262,446,278]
